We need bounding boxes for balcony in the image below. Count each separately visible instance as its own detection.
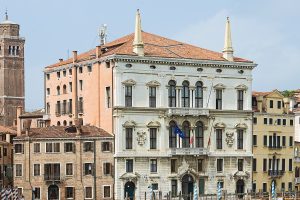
[167,108,209,117]
[268,170,284,178]
[44,174,61,182]
[169,148,208,156]
[268,146,282,150]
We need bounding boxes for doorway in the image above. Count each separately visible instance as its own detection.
[48,184,59,200]
[124,181,135,200]
[182,174,194,200]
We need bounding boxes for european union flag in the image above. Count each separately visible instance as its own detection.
[174,123,185,139]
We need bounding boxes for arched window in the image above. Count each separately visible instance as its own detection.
[182,121,190,148]
[182,81,190,107]
[195,81,203,108]
[63,120,67,126]
[63,85,67,94]
[195,121,204,148]
[169,121,177,148]
[57,86,60,95]
[168,80,176,107]
[46,103,50,114]
[57,121,61,126]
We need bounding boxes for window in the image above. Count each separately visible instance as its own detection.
[277,101,282,109]
[216,89,222,110]
[195,81,203,108]
[106,87,111,108]
[103,163,111,175]
[182,121,190,148]
[57,86,60,95]
[199,178,205,195]
[270,100,273,108]
[16,164,22,177]
[3,148,7,156]
[69,68,72,75]
[288,182,292,191]
[264,118,267,124]
[289,159,292,171]
[283,136,286,147]
[15,144,24,154]
[47,74,50,80]
[78,97,84,113]
[34,143,40,153]
[169,121,177,148]
[237,129,243,149]
[171,159,177,173]
[87,65,92,72]
[252,183,256,193]
[195,121,204,148]
[217,159,223,172]
[152,183,158,190]
[84,142,94,152]
[290,119,294,126]
[57,71,60,78]
[168,80,176,107]
[63,85,67,94]
[46,143,60,153]
[150,159,157,173]
[101,142,111,152]
[33,187,40,199]
[65,187,74,199]
[263,183,267,193]
[253,117,257,124]
[182,81,190,107]
[253,158,257,172]
[62,100,67,114]
[263,159,267,172]
[281,183,285,192]
[103,186,111,198]
[238,159,243,171]
[216,129,222,149]
[253,135,257,146]
[149,86,156,108]
[277,119,281,125]
[68,99,72,114]
[171,180,177,197]
[125,128,133,149]
[282,159,285,171]
[85,187,92,199]
[64,143,75,153]
[150,128,157,149]
[63,70,66,77]
[46,103,50,114]
[84,163,93,175]
[289,136,293,147]
[125,85,132,107]
[126,159,133,173]
[79,67,83,74]
[263,135,267,146]
[217,181,224,189]
[269,118,273,125]
[269,136,272,148]
[66,163,73,176]
[79,80,83,90]
[237,90,244,110]
[283,119,286,126]
[198,159,204,172]
[47,88,50,95]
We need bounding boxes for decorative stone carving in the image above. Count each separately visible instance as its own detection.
[177,158,189,176]
[147,121,161,127]
[225,132,234,147]
[235,123,248,129]
[122,79,136,86]
[146,80,160,87]
[213,83,226,89]
[214,122,226,128]
[235,84,248,90]
[136,131,146,146]
[123,120,137,127]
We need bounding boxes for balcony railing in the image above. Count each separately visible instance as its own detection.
[268,170,284,177]
[44,174,61,182]
[167,108,209,116]
[268,146,282,149]
[169,148,208,156]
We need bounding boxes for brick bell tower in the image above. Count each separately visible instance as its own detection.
[0,11,25,126]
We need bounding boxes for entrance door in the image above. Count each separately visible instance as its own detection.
[124,181,135,200]
[48,185,59,200]
[182,174,194,200]
[236,179,244,198]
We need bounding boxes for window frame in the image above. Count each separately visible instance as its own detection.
[149,86,157,108]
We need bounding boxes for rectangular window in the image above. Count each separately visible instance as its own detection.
[253,117,257,124]
[238,159,243,171]
[149,86,156,108]
[263,183,267,193]
[106,87,111,108]
[66,163,73,176]
[33,164,40,176]
[33,187,40,199]
[290,119,294,126]
[171,159,177,173]
[103,163,111,175]
[63,70,66,77]
[253,158,257,172]
[263,135,267,146]
[288,182,292,191]
[171,180,177,197]
[263,159,267,172]
[65,187,74,199]
[125,85,132,107]
[252,183,256,193]
[103,186,111,198]
[16,164,22,177]
[237,129,243,149]
[281,183,285,192]
[56,101,61,115]
[85,187,92,199]
[84,142,94,152]
[283,119,286,125]
[47,74,50,80]
[126,128,133,149]
[269,118,273,125]
[150,159,157,173]
[79,80,83,91]
[198,159,204,172]
[87,65,92,72]
[84,163,93,175]
[69,68,72,75]
[64,142,75,153]
[57,71,61,78]
[253,135,257,146]
[101,142,111,152]
[283,136,286,147]
[34,143,40,153]
[217,159,223,173]
[3,148,7,157]
[270,100,273,108]
[69,82,72,92]
[217,181,224,189]
[79,67,83,73]
[47,88,50,95]
[269,136,272,148]
[199,178,205,195]
[78,97,83,113]
[237,90,244,110]
[282,159,285,171]
[264,118,267,124]
[15,144,24,154]
[152,183,158,190]
[289,136,293,147]
[216,89,222,110]
[289,159,292,171]
[277,101,282,109]
[216,129,222,149]
[150,128,157,149]
[126,159,133,173]
[44,164,60,181]
[53,143,60,152]
[168,83,176,107]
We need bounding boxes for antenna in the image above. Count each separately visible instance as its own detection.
[99,24,107,45]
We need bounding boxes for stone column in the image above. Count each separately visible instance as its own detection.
[191,126,195,148]
[190,87,196,108]
[176,87,181,107]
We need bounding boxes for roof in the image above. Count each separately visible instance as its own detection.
[0,20,17,25]
[0,126,17,135]
[46,31,253,69]
[20,108,45,118]
[252,91,271,97]
[15,125,113,139]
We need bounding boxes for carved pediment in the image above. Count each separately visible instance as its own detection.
[146,80,160,87]
[122,79,136,86]
[235,84,248,90]
[119,172,140,181]
[235,123,248,129]
[213,83,226,90]
[214,122,226,128]
[233,171,250,180]
[147,121,161,127]
[123,120,137,127]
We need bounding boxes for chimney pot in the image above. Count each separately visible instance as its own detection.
[59,58,63,62]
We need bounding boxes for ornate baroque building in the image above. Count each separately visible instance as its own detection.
[44,10,256,199]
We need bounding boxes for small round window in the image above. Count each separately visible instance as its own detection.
[197,68,203,72]
[170,66,176,70]
[216,69,222,73]
[150,65,156,69]
[238,70,244,74]
[125,63,132,68]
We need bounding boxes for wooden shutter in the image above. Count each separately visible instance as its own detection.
[103,163,107,175]
[64,143,66,153]
[109,142,112,152]
[72,143,76,153]
[91,142,94,152]
[21,144,24,154]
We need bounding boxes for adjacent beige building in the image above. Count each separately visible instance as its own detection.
[252,90,295,193]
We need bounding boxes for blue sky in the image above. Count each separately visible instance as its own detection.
[1,0,300,110]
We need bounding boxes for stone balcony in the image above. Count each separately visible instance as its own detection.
[167,108,209,116]
[268,170,284,178]
[169,147,208,156]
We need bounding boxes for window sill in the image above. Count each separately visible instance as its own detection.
[66,175,74,177]
[102,151,111,153]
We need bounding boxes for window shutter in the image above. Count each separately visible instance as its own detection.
[64,143,66,153]
[73,143,76,153]
[108,163,111,175]
[83,164,86,175]
[103,163,106,175]
[91,142,94,152]
[22,144,24,154]
[83,143,86,152]
[111,164,114,177]
[101,143,104,152]
[109,142,112,152]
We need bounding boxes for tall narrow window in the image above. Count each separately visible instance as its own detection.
[125,86,132,107]
[79,80,83,91]
[270,100,273,108]
[126,159,133,172]
[182,121,190,148]
[237,129,244,149]
[63,85,67,94]
[106,87,111,108]
[56,101,61,115]
[150,128,157,149]
[198,159,204,172]
[78,97,83,113]
[253,158,257,171]
[171,159,177,173]
[149,86,156,108]
[57,86,60,95]
[171,180,177,197]
[195,121,204,148]
[195,81,203,108]
[263,159,267,172]
[62,100,67,115]
[169,121,177,148]
[277,101,281,109]
[69,82,72,92]
[150,159,157,173]
[125,128,133,149]
[182,81,190,107]
[237,90,244,110]
[216,89,222,110]
[168,80,176,107]
[238,159,243,171]
[217,159,223,172]
[216,129,222,149]
[68,99,72,114]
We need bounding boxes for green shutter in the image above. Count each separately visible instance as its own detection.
[199,178,205,195]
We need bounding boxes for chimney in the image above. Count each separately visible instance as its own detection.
[72,51,79,131]
[73,51,78,63]
[96,46,101,58]
[222,17,234,61]
[16,106,22,136]
[283,97,290,114]
[23,119,32,136]
[59,58,63,62]
[257,96,263,113]
[74,118,83,135]
[133,9,144,56]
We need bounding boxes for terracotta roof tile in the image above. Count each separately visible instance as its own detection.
[252,91,271,97]
[0,126,17,135]
[45,32,252,70]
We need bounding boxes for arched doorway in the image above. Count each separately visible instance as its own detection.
[182,174,194,200]
[48,185,59,200]
[236,179,244,198]
[124,181,135,200]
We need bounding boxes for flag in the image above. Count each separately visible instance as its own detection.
[207,136,211,146]
[174,123,185,139]
[190,135,194,145]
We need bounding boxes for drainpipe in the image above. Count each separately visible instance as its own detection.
[93,139,96,200]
